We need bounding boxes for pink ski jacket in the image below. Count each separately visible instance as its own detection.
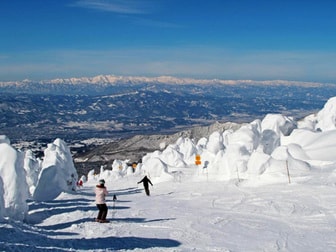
[95,185,108,204]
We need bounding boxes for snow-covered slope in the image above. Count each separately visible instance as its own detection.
[1,173,336,251]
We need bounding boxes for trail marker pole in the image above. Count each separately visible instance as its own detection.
[203,161,209,182]
[195,154,202,176]
[111,194,117,219]
[286,160,291,184]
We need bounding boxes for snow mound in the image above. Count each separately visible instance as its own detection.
[33,138,78,201]
[281,129,336,161]
[0,141,28,221]
[316,96,336,131]
[0,135,10,145]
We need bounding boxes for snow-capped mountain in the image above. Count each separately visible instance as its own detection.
[0,74,330,94]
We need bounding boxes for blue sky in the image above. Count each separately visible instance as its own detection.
[1,0,336,82]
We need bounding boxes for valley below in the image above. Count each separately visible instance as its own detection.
[2,79,336,176]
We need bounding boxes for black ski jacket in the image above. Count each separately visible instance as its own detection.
[138,176,153,188]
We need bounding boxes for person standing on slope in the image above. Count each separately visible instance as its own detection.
[95,179,109,223]
[137,175,153,196]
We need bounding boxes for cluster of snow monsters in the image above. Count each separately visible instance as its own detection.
[95,97,336,185]
[0,138,78,221]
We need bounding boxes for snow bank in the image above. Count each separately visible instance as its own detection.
[316,96,336,131]
[261,114,296,136]
[33,138,78,201]
[281,129,336,161]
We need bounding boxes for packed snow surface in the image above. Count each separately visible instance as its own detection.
[1,175,336,251]
[1,97,336,251]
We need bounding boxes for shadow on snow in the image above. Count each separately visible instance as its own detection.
[3,186,182,251]
[0,222,181,251]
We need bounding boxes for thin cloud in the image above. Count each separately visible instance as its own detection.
[71,0,152,14]
[70,0,181,29]
[133,17,185,29]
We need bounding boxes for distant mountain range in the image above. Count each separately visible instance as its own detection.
[0,75,331,95]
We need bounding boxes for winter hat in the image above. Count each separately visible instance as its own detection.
[99,179,105,185]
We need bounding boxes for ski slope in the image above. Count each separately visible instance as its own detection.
[2,172,336,251]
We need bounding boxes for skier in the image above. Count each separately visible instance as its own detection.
[137,175,153,196]
[77,179,83,188]
[95,179,109,223]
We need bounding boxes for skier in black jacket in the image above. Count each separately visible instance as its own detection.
[137,176,153,196]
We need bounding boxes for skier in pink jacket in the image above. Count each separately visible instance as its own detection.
[95,179,108,223]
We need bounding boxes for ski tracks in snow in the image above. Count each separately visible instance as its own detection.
[19,178,336,251]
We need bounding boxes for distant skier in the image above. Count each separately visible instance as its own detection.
[77,179,83,188]
[137,175,153,196]
[95,179,109,223]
